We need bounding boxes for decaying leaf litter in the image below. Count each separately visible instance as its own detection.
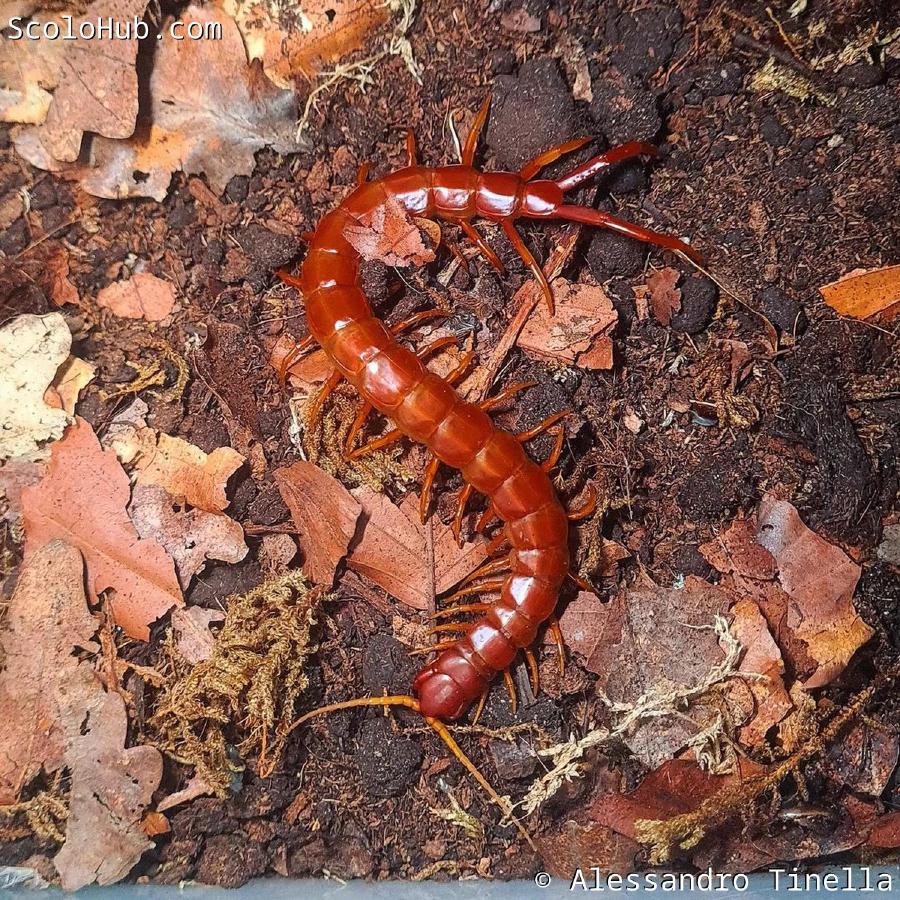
[0,0,899,889]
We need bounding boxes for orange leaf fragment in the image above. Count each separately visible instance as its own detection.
[133,432,244,513]
[225,0,390,88]
[819,264,900,321]
[274,460,362,585]
[21,417,183,640]
[96,272,176,322]
[518,277,617,366]
[344,193,436,267]
[642,266,682,326]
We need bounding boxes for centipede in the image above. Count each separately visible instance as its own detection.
[278,96,701,839]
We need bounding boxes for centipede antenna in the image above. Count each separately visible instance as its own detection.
[556,205,703,264]
[554,141,658,193]
[287,694,537,848]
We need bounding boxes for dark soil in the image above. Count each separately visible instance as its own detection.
[1,0,899,887]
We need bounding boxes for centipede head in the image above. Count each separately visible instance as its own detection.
[413,665,471,720]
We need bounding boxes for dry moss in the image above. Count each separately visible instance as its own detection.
[149,571,323,795]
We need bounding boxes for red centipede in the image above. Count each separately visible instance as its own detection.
[279,97,700,827]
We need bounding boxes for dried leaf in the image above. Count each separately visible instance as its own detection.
[344,193,436,267]
[518,278,617,366]
[156,774,216,813]
[0,312,71,461]
[225,0,390,88]
[820,264,900,321]
[274,460,362,584]
[96,273,177,322]
[729,598,792,747]
[6,0,146,161]
[593,756,766,840]
[129,484,248,589]
[13,4,303,201]
[825,720,899,796]
[0,458,44,525]
[0,541,101,804]
[42,243,80,307]
[559,578,733,769]
[259,532,298,576]
[170,606,226,665]
[0,14,64,123]
[755,496,873,689]
[44,355,95,415]
[866,813,900,849]
[349,490,490,610]
[269,337,334,392]
[133,432,244,514]
[22,417,183,640]
[640,266,682,326]
[54,692,162,891]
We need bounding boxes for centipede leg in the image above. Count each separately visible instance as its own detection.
[542,428,565,472]
[306,368,343,430]
[547,616,566,676]
[479,380,537,413]
[287,694,536,850]
[471,690,488,726]
[462,96,491,166]
[556,205,702,264]
[441,578,505,608]
[459,220,505,273]
[475,504,498,534]
[502,668,518,713]
[410,638,459,656]
[405,129,418,166]
[419,455,441,522]
[356,163,370,184]
[452,483,474,546]
[517,410,570,442]
[275,334,317,385]
[456,556,510,591]
[501,219,555,315]
[567,484,598,521]
[430,602,491,621]
[427,623,469,637]
[519,136,593,181]
[524,648,540,696]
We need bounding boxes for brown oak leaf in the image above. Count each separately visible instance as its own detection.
[128,484,248,589]
[349,489,490,610]
[132,431,244,513]
[21,417,183,639]
[170,606,226,665]
[54,692,162,890]
[518,277,617,366]
[224,0,390,88]
[755,495,873,689]
[274,460,362,584]
[0,541,101,804]
[13,4,302,201]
